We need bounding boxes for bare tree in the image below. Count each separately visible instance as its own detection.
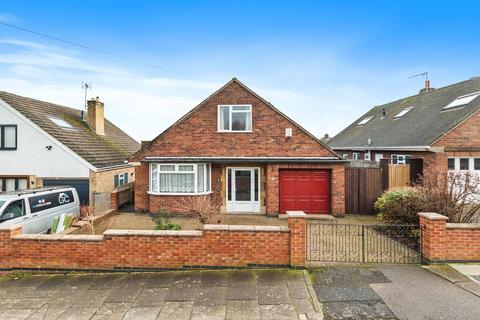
[415,170,480,223]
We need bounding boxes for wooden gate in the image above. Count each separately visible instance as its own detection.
[345,167,383,215]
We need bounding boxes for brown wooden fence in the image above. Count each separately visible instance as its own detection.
[345,167,383,215]
[388,165,411,189]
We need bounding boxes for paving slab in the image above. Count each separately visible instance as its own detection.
[173,272,202,287]
[75,289,113,308]
[228,270,256,286]
[425,264,472,283]
[122,306,161,320]
[104,285,143,303]
[134,287,168,306]
[226,300,261,320]
[0,308,36,320]
[287,281,310,299]
[143,272,175,288]
[314,286,381,303]
[56,307,98,320]
[259,304,297,320]
[227,284,257,300]
[165,285,200,301]
[201,271,228,287]
[256,269,286,286]
[10,297,48,310]
[88,274,125,290]
[35,275,71,291]
[26,302,72,320]
[456,281,480,297]
[0,276,49,288]
[195,286,227,306]
[191,306,226,320]
[95,302,132,316]
[257,285,291,305]
[156,301,193,320]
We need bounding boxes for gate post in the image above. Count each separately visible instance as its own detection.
[418,212,448,263]
[287,211,307,268]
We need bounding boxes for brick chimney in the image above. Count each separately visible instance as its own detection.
[87,97,105,135]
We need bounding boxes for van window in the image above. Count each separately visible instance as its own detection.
[0,199,25,221]
[28,191,75,213]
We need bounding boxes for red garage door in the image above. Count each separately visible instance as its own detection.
[279,170,330,214]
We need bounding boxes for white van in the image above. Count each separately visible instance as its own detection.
[0,187,79,234]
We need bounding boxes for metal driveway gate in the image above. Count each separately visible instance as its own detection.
[306,223,421,264]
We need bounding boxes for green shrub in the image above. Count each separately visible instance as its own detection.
[375,188,421,224]
[152,209,182,230]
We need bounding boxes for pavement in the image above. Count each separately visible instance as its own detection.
[312,264,480,320]
[0,269,322,320]
[425,264,480,297]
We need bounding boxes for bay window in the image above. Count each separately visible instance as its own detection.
[150,163,211,194]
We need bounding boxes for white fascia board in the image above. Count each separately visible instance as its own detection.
[0,98,97,172]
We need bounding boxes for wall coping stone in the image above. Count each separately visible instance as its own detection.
[418,212,449,220]
[446,223,480,230]
[203,224,289,232]
[14,234,104,241]
[0,225,22,232]
[286,211,307,218]
[103,229,203,237]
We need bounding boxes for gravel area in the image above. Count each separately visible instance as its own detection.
[75,213,287,235]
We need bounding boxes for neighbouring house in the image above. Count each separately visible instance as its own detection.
[0,92,140,206]
[328,77,480,183]
[130,78,346,216]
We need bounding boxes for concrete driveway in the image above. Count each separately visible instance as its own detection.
[0,269,321,320]
[312,264,480,320]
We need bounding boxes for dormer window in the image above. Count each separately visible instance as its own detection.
[218,105,252,132]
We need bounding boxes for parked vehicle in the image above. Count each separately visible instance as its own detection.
[0,187,79,234]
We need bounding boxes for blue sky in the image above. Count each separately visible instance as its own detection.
[0,1,479,141]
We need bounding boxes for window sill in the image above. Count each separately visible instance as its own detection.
[217,130,253,133]
[147,191,213,196]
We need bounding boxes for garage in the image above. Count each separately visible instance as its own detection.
[42,178,89,205]
[279,169,330,214]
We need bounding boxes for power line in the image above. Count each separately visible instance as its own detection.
[0,21,163,70]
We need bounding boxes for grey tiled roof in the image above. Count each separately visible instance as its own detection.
[328,77,480,149]
[0,91,140,168]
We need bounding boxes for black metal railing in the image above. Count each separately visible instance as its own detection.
[306,223,421,264]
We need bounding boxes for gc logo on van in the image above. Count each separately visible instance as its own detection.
[58,192,71,204]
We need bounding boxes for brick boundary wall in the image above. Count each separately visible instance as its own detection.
[419,212,480,263]
[0,212,307,271]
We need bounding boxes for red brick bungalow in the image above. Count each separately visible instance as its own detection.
[328,77,480,183]
[130,78,346,216]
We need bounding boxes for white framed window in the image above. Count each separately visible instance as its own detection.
[149,163,212,195]
[218,105,252,132]
[391,154,411,165]
[448,157,480,171]
[352,153,360,160]
[342,154,349,159]
[114,173,128,188]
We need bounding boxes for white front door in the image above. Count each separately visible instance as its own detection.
[226,167,260,213]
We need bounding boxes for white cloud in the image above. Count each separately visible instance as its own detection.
[0,37,435,142]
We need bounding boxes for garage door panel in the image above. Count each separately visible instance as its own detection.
[279,169,330,214]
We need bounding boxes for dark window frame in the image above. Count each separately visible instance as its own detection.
[0,125,18,150]
[459,158,469,170]
[447,158,455,170]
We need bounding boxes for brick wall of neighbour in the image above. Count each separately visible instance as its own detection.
[433,109,480,149]
[0,213,308,271]
[419,212,480,263]
[266,163,345,216]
